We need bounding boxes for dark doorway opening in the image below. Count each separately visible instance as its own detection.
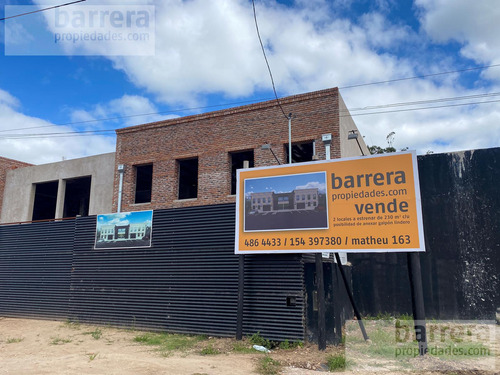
[32,181,59,221]
[135,164,153,203]
[178,158,198,199]
[63,176,91,218]
[230,150,254,195]
[285,141,314,163]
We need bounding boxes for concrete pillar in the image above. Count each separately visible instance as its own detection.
[55,179,65,219]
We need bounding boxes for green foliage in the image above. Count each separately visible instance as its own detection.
[133,332,207,354]
[363,312,393,320]
[249,332,271,349]
[327,354,346,371]
[278,339,302,350]
[232,342,258,354]
[396,313,413,321]
[200,344,220,356]
[51,337,72,345]
[83,328,102,340]
[63,319,81,330]
[88,353,98,361]
[6,337,24,344]
[256,355,281,375]
[369,145,397,154]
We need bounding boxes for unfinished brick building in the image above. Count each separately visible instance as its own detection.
[114,87,368,212]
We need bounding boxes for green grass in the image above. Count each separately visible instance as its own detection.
[327,354,346,371]
[63,319,81,330]
[362,312,414,321]
[248,332,271,349]
[278,339,302,350]
[6,337,24,344]
[133,332,208,355]
[363,312,394,320]
[50,337,72,345]
[199,344,220,356]
[87,353,98,361]
[83,328,102,340]
[256,355,281,375]
[232,342,259,354]
[346,319,494,373]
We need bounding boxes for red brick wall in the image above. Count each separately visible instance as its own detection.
[114,87,342,212]
[0,157,32,218]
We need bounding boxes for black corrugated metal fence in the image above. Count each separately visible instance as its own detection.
[0,204,306,341]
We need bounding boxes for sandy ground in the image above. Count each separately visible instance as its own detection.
[0,317,498,375]
[0,318,257,375]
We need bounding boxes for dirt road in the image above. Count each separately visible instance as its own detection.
[0,317,497,375]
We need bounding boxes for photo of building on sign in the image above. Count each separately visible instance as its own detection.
[95,210,153,249]
[244,172,328,231]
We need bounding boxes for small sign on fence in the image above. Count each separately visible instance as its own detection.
[94,210,153,249]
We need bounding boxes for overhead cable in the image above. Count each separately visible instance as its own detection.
[0,0,86,21]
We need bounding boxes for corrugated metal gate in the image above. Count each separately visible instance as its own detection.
[0,204,306,341]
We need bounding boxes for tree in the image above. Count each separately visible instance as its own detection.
[368,132,401,154]
[369,145,396,154]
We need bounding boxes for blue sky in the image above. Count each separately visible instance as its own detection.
[97,210,153,228]
[1,0,499,164]
[245,172,326,197]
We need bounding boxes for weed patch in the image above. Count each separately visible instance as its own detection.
[63,319,81,330]
[200,344,220,355]
[327,354,346,371]
[6,337,24,344]
[256,355,281,375]
[50,337,72,345]
[133,332,207,355]
[249,332,271,349]
[83,328,102,340]
[232,342,259,354]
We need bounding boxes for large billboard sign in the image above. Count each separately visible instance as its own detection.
[235,151,425,254]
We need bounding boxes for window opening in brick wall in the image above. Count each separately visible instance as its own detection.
[135,164,153,204]
[32,180,59,221]
[178,158,198,199]
[284,141,315,163]
[230,150,254,195]
[63,176,91,218]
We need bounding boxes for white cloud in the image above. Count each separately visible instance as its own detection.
[0,89,115,164]
[21,0,500,156]
[70,94,176,129]
[109,218,130,226]
[295,181,326,193]
[416,0,500,78]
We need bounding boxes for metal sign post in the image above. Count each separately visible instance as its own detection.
[235,151,427,352]
[407,252,427,355]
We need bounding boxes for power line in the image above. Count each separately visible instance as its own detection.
[0,97,274,134]
[251,0,289,120]
[346,91,500,112]
[2,96,499,140]
[339,64,500,90]
[0,62,499,135]
[345,98,500,118]
[3,90,497,135]
[0,0,86,21]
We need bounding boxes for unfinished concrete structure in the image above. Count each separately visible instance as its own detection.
[0,153,115,224]
[0,87,368,223]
